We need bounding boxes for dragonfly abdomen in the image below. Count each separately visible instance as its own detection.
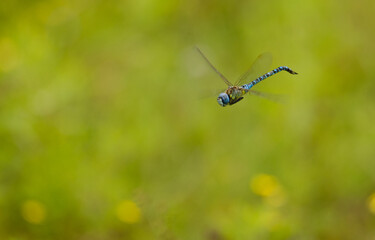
[243,66,298,90]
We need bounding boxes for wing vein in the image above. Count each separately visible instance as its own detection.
[196,46,233,86]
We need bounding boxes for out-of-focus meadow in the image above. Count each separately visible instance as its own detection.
[1,0,375,239]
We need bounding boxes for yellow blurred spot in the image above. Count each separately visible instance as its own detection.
[0,38,19,72]
[21,200,46,224]
[250,174,281,197]
[116,200,141,224]
[368,193,375,214]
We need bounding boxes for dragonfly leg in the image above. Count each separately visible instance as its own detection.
[229,97,244,105]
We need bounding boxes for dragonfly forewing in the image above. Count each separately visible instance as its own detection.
[195,46,234,86]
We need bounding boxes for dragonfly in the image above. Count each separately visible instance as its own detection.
[196,47,298,107]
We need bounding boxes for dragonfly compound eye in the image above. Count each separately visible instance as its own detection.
[217,93,230,107]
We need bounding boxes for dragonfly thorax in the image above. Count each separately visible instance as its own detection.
[217,87,247,107]
[226,86,246,99]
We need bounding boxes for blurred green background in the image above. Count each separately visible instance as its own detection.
[1,0,375,239]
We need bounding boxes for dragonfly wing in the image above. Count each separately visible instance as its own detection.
[196,46,233,86]
[235,52,273,86]
[247,89,285,104]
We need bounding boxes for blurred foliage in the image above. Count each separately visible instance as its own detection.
[1,0,375,239]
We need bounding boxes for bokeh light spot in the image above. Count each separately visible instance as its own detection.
[368,193,375,214]
[250,174,281,197]
[21,200,46,224]
[116,200,141,224]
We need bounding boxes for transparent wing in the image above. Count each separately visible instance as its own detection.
[195,46,233,86]
[235,52,273,86]
[247,89,286,104]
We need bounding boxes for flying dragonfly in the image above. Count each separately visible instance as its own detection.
[196,47,298,107]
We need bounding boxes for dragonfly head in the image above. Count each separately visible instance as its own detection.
[217,93,230,107]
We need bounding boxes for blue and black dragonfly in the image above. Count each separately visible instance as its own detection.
[196,47,298,107]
